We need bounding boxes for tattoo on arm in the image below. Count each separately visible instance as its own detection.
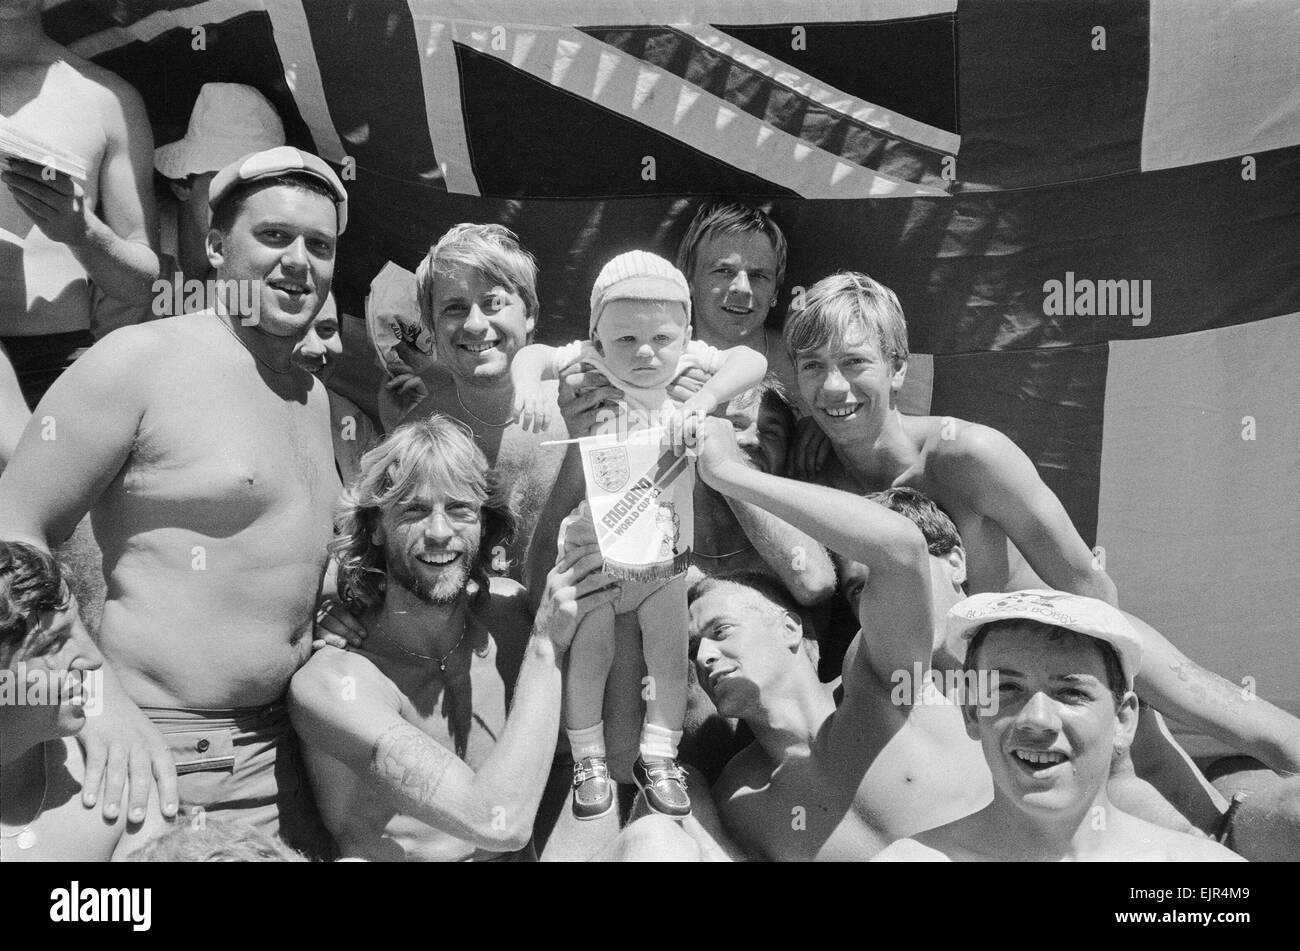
[370,722,455,806]
[1168,657,1246,713]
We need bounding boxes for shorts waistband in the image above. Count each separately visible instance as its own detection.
[140,699,288,731]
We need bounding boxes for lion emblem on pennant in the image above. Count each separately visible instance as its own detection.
[589,447,630,492]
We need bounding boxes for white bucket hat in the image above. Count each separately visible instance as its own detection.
[947,589,1143,688]
[154,83,285,180]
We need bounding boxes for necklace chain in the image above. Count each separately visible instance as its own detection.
[2,741,48,850]
[211,311,295,375]
[383,611,483,672]
[454,383,513,428]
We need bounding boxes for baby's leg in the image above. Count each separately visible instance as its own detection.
[564,601,617,759]
[636,575,689,760]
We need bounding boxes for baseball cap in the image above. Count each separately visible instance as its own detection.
[154,84,285,180]
[208,146,348,234]
[589,250,691,334]
[946,589,1142,688]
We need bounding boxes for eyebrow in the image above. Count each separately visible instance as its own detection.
[258,220,335,238]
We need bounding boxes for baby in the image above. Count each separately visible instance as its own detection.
[512,250,766,819]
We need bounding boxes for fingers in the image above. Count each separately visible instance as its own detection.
[126,746,154,823]
[558,545,606,580]
[574,579,621,613]
[99,741,128,821]
[574,573,618,599]
[1,170,71,211]
[81,740,107,809]
[6,187,56,223]
[1,159,73,189]
[317,601,366,647]
[153,748,180,819]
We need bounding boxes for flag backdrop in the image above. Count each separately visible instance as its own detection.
[39,0,1300,743]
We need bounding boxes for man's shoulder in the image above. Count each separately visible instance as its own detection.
[916,417,1029,493]
[48,51,148,119]
[53,320,178,391]
[290,646,391,709]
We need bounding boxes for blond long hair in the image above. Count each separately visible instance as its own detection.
[331,417,515,610]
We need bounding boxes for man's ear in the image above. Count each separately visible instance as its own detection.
[169,180,193,203]
[945,546,967,588]
[1112,689,1140,758]
[890,356,909,396]
[524,309,536,338]
[780,610,803,653]
[205,227,225,271]
[961,693,982,740]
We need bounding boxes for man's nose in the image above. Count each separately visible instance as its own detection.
[300,334,325,358]
[727,270,753,298]
[695,638,721,666]
[67,619,104,671]
[280,235,309,270]
[1015,690,1062,732]
[422,508,455,542]
[463,303,490,332]
[820,365,849,395]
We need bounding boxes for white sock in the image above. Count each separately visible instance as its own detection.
[567,723,606,761]
[639,723,682,761]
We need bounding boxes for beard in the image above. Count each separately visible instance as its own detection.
[385,539,479,605]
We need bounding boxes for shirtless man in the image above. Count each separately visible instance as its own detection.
[873,591,1241,862]
[671,203,833,600]
[0,146,346,853]
[379,224,570,582]
[0,0,158,414]
[292,417,707,861]
[786,271,1117,605]
[688,416,992,860]
[1,540,171,862]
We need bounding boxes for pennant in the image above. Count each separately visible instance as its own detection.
[577,427,694,582]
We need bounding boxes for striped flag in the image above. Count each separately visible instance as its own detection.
[42,0,1300,733]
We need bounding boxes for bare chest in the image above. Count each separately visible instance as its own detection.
[1,63,107,201]
[115,371,336,540]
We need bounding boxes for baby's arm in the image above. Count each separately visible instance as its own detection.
[511,343,566,432]
[666,345,767,448]
[683,345,766,417]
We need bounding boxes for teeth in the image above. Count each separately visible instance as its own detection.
[824,404,860,418]
[461,342,496,352]
[417,552,458,565]
[1015,750,1066,765]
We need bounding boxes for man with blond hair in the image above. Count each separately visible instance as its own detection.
[291,417,712,861]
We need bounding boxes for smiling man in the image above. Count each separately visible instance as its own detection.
[0,146,345,855]
[379,224,571,582]
[786,271,1117,606]
[0,540,171,862]
[290,416,625,860]
[873,591,1241,862]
